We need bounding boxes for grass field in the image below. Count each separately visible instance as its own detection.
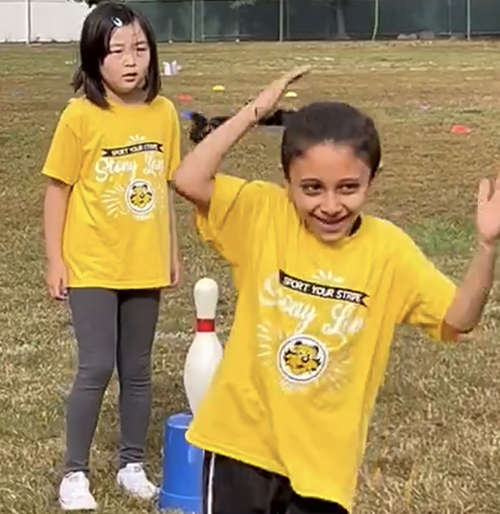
[2,40,500,514]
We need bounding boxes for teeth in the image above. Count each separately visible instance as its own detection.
[319,219,342,224]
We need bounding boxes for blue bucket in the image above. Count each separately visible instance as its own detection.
[159,412,204,513]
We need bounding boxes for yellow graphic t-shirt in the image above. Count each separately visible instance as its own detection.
[186,175,457,512]
[41,96,180,289]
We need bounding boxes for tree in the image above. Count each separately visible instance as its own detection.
[332,0,349,40]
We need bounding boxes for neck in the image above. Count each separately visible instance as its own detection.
[348,215,362,236]
[105,86,147,106]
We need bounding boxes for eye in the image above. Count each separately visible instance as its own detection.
[338,184,359,194]
[301,183,323,195]
[136,46,148,53]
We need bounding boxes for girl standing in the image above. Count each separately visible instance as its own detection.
[42,2,180,510]
[173,68,500,514]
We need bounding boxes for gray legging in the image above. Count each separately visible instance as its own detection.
[65,287,160,474]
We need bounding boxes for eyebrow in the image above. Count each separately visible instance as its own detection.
[299,177,361,186]
[337,178,360,184]
[300,178,322,183]
[109,39,148,48]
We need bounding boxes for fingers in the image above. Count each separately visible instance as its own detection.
[49,284,63,300]
[270,65,311,90]
[172,264,182,286]
[47,277,67,300]
[61,270,68,298]
[283,65,311,84]
[170,264,179,286]
[495,169,500,191]
[48,284,57,299]
[478,177,492,206]
[59,283,68,300]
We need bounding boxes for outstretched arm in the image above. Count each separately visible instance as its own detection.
[444,175,500,333]
[172,66,311,213]
[174,104,258,212]
[444,242,495,333]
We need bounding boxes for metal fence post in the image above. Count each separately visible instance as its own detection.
[371,0,379,41]
[200,0,205,42]
[191,0,195,42]
[25,0,32,45]
[466,0,471,40]
[278,0,284,42]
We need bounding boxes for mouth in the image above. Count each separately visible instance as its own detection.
[122,72,138,82]
[310,213,351,233]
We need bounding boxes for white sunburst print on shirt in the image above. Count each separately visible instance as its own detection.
[101,184,127,218]
[95,134,166,220]
[257,269,366,402]
[311,269,345,285]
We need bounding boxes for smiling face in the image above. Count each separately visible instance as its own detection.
[286,143,372,243]
[100,20,150,103]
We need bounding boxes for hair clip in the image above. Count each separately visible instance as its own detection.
[111,17,123,27]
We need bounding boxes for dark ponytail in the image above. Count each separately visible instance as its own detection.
[188,108,297,144]
[188,112,232,144]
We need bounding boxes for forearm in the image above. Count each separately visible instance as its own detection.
[444,242,497,331]
[43,181,70,264]
[173,103,257,206]
[168,184,178,260]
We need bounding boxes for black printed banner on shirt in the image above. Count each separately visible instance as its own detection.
[101,142,164,158]
[279,269,369,307]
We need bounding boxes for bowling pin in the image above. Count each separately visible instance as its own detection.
[183,278,224,415]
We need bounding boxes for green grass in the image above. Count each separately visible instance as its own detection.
[406,218,476,257]
[1,40,500,513]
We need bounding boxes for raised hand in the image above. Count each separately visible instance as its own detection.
[250,65,311,121]
[476,171,500,248]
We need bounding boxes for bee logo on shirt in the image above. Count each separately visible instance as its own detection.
[278,335,328,384]
[126,179,154,215]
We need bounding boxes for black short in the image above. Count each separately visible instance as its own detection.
[202,452,349,514]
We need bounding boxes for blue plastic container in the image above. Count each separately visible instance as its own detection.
[159,412,204,513]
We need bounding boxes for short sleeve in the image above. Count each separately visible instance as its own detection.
[164,101,181,182]
[195,175,275,268]
[399,237,457,341]
[41,101,83,186]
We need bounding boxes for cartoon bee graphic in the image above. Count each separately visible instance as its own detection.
[130,183,152,209]
[278,335,328,384]
[126,179,154,215]
[283,341,321,375]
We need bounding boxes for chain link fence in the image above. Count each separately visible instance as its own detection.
[127,0,500,43]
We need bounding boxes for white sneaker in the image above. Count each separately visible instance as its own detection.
[117,463,158,500]
[59,471,98,511]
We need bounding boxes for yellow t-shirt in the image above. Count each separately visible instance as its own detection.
[185,175,457,512]
[41,96,180,289]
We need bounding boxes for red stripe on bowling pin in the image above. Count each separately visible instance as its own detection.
[196,318,215,332]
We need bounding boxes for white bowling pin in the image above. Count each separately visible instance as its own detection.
[163,61,172,76]
[183,278,224,415]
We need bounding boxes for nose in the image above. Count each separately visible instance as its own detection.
[320,192,342,217]
[124,50,137,67]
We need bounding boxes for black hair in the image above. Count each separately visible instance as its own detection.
[189,102,381,180]
[72,1,160,108]
[281,102,381,180]
[189,112,232,144]
[188,108,296,144]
